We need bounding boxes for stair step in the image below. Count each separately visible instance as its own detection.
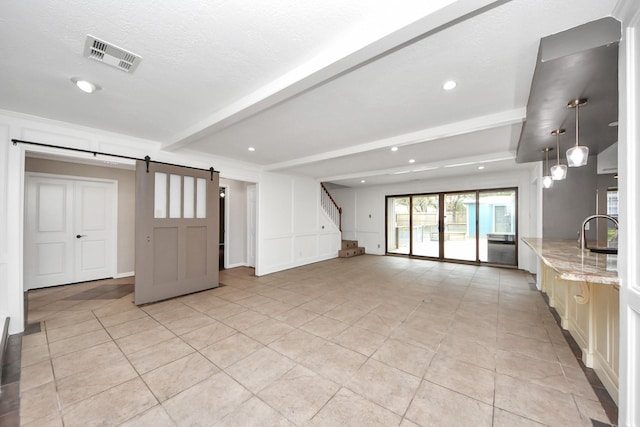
[338,246,365,258]
[341,240,358,250]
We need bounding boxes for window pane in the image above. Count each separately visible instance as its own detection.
[169,174,182,218]
[154,173,167,218]
[443,192,476,261]
[412,195,439,257]
[183,176,195,218]
[387,197,409,254]
[479,189,516,265]
[196,178,207,218]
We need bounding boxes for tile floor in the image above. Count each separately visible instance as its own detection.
[14,255,614,426]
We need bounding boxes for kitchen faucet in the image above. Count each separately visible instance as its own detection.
[579,214,619,251]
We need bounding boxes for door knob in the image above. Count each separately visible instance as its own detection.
[76,234,87,239]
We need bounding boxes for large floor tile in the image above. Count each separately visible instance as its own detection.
[346,358,421,416]
[51,341,125,379]
[405,380,494,427]
[62,378,157,427]
[258,365,339,424]
[56,358,138,408]
[309,387,401,426]
[142,352,219,402]
[179,320,235,349]
[424,354,495,405]
[216,397,295,427]
[332,325,387,356]
[19,382,59,425]
[162,372,252,426]
[199,333,262,368]
[243,318,295,345]
[301,342,367,385]
[494,374,584,427]
[127,336,195,375]
[119,405,176,427]
[372,338,434,377]
[225,347,296,393]
[300,316,350,339]
[268,328,327,362]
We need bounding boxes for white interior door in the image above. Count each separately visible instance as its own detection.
[24,174,116,289]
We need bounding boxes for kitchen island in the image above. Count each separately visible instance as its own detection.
[522,237,619,404]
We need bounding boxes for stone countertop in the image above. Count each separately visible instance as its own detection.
[522,238,619,285]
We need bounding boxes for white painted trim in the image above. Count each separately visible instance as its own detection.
[219,184,228,270]
[614,1,640,424]
[225,262,251,270]
[114,272,134,279]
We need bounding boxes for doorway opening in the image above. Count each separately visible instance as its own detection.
[219,186,226,270]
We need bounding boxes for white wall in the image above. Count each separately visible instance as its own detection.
[332,168,539,272]
[256,172,341,276]
[0,109,261,334]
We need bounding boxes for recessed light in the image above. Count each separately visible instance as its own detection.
[409,159,415,163]
[361,180,366,183]
[248,147,255,152]
[442,80,457,91]
[608,121,618,127]
[71,77,100,93]
[478,166,485,170]
[391,146,399,152]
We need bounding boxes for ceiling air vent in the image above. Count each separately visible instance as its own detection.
[83,35,141,73]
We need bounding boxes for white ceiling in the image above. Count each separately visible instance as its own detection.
[0,0,618,186]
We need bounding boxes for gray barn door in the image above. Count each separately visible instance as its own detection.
[134,161,219,305]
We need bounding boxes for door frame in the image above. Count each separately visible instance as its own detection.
[219,185,228,270]
[24,171,118,290]
[384,187,518,267]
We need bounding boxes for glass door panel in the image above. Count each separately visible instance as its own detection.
[479,189,516,265]
[411,195,439,257]
[443,192,476,261]
[387,197,410,254]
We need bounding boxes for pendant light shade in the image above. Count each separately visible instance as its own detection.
[566,99,589,167]
[542,148,553,189]
[550,129,567,180]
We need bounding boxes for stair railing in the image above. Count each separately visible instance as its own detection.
[320,183,342,232]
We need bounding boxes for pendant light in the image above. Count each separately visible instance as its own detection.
[542,148,553,189]
[566,99,589,167]
[550,129,567,180]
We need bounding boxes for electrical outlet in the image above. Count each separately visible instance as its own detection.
[377,244,380,248]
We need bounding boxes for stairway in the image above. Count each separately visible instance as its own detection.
[338,240,365,258]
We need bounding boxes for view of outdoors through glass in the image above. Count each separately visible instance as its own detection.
[386,188,517,265]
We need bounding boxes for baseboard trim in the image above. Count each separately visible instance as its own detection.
[0,316,9,385]
[225,262,251,269]
[114,272,134,279]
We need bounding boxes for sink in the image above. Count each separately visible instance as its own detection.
[589,247,618,254]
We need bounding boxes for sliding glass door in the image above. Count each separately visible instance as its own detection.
[443,192,476,261]
[412,195,439,257]
[479,190,517,264]
[386,196,410,254]
[386,188,517,266]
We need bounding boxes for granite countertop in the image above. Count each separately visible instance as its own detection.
[521,238,619,285]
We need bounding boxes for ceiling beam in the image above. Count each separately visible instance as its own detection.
[162,0,511,152]
[317,151,516,183]
[264,108,525,172]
